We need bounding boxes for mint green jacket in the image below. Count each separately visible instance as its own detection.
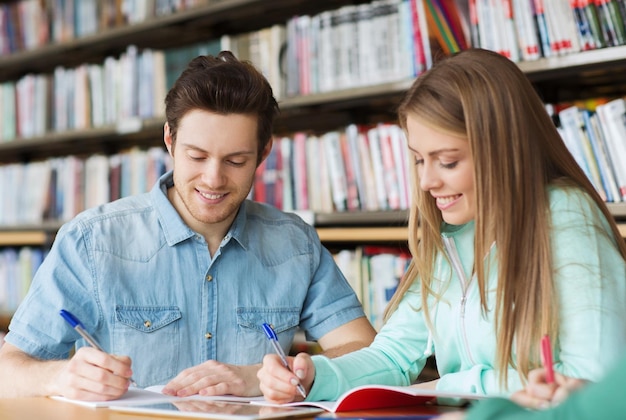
[308,187,626,400]
[465,351,626,419]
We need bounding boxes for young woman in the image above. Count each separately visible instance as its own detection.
[257,48,626,402]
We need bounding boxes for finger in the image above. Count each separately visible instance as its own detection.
[165,361,245,397]
[61,361,129,401]
[510,390,551,410]
[551,386,571,405]
[109,354,134,379]
[291,353,313,386]
[527,368,548,385]
[555,373,586,392]
[259,380,298,404]
[162,367,202,396]
[76,347,133,380]
[264,354,294,381]
[258,357,300,403]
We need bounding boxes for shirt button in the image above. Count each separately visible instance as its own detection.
[206,275,213,282]
[205,332,213,339]
[144,320,151,328]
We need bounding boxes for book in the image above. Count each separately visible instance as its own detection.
[323,131,348,212]
[580,109,620,202]
[51,385,263,408]
[595,98,626,200]
[315,416,436,420]
[254,384,485,413]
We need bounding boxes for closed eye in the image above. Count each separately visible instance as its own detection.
[227,159,247,167]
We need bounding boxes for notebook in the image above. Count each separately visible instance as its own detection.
[50,384,263,408]
[253,384,485,412]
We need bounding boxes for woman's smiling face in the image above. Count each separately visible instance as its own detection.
[407,115,476,225]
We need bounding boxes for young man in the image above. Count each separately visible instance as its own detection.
[0,52,376,401]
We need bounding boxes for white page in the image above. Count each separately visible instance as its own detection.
[51,385,265,408]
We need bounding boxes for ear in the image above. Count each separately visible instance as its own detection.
[163,122,173,156]
[258,137,273,166]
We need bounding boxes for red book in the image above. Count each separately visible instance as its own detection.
[256,384,486,412]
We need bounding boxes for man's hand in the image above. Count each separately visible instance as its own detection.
[161,361,261,397]
[511,368,588,409]
[53,346,133,401]
[258,352,314,404]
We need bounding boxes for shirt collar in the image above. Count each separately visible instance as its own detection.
[225,200,249,251]
[150,171,196,246]
[150,170,250,250]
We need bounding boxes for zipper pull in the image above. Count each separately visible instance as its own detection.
[460,296,467,318]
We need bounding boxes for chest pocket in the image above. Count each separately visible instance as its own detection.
[234,308,300,365]
[113,306,182,387]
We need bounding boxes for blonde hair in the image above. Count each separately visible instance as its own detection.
[386,48,626,388]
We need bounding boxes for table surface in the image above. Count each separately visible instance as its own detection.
[0,397,460,420]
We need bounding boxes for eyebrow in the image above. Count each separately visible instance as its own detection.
[181,143,256,157]
[407,145,460,156]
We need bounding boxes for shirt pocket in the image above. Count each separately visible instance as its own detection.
[113,306,182,387]
[234,308,300,365]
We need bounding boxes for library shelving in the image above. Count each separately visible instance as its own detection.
[2,0,626,333]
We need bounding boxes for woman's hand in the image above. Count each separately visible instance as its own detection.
[257,352,315,404]
[511,368,588,409]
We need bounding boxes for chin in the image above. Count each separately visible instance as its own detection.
[442,214,473,226]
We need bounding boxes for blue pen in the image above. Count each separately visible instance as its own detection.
[60,309,136,385]
[262,323,307,399]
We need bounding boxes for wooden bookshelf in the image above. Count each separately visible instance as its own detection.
[0,203,624,246]
[0,231,48,246]
[1,0,626,331]
[317,227,408,243]
[0,0,369,82]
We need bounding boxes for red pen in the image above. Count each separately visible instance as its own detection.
[541,334,555,384]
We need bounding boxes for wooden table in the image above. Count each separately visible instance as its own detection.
[0,397,461,420]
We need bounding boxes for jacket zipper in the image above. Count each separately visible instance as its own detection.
[442,236,476,365]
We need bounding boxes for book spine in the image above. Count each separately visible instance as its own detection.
[323,131,348,212]
[580,0,606,48]
[533,0,553,56]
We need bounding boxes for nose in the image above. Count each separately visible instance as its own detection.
[419,163,440,191]
[201,160,226,187]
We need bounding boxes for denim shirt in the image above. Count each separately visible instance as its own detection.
[6,171,366,387]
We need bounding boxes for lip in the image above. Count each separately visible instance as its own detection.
[197,189,228,203]
[434,194,462,211]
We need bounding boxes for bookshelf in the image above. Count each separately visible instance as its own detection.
[1,0,626,334]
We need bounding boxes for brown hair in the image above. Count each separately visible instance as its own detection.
[387,48,626,387]
[164,51,279,164]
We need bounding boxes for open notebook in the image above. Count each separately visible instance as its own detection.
[50,384,264,408]
[253,384,486,412]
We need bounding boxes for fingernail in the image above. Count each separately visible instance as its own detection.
[290,378,300,386]
[538,401,551,410]
[295,369,305,379]
[162,388,174,395]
